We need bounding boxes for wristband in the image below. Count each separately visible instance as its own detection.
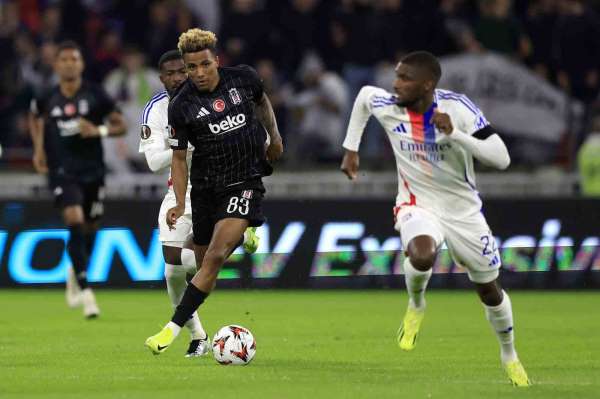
[98,125,109,137]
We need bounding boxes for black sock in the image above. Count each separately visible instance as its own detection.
[171,284,209,327]
[67,224,88,290]
[84,230,96,255]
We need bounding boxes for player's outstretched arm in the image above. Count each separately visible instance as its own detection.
[256,93,283,162]
[166,149,188,229]
[432,109,510,170]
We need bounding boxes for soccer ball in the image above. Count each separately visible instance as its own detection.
[212,325,256,365]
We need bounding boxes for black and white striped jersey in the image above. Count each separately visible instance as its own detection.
[168,65,272,189]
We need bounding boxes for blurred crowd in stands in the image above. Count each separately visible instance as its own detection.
[1,0,600,174]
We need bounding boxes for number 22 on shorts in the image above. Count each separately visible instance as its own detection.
[480,233,500,267]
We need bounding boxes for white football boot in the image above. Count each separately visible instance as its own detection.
[81,288,100,319]
[65,267,82,308]
[185,337,211,358]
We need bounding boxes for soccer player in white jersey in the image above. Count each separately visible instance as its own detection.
[341,51,530,387]
[139,50,260,357]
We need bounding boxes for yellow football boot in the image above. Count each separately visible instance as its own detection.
[145,327,175,355]
[243,227,260,254]
[397,306,425,351]
[504,359,531,387]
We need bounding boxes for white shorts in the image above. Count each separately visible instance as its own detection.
[158,190,193,248]
[394,206,501,283]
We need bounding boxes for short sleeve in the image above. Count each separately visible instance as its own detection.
[30,92,49,116]
[238,64,264,101]
[167,100,189,150]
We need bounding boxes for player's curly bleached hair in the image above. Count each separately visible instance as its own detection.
[177,28,218,55]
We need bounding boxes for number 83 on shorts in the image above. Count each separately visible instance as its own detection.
[217,187,265,226]
[226,195,250,215]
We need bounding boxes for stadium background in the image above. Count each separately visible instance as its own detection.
[0,0,599,289]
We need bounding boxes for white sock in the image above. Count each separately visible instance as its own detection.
[404,258,432,310]
[187,314,207,340]
[180,248,198,275]
[164,263,207,340]
[483,290,518,363]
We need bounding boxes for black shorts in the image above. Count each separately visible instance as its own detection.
[49,175,105,222]
[191,179,265,246]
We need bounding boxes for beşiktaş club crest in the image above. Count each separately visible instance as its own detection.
[78,99,89,115]
[212,98,226,112]
[229,88,242,105]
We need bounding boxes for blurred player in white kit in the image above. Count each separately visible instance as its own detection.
[341,51,530,387]
[139,50,259,357]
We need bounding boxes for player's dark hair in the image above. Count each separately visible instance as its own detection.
[400,51,442,84]
[56,40,82,56]
[158,50,182,70]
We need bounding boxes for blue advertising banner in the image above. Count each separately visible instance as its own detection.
[0,199,598,288]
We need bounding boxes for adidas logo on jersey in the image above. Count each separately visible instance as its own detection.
[50,106,62,117]
[393,123,407,134]
[196,107,210,118]
[209,113,247,134]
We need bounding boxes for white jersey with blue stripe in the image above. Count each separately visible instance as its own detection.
[343,86,491,220]
[138,91,192,191]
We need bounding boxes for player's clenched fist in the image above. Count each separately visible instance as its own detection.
[32,149,48,174]
[340,150,359,180]
[432,108,454,135]
[79,117,100,138]
[266,137,283,162]
[166,204,185,230]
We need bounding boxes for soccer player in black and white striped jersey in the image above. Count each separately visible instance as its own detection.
[145,29,283,354]
[139,50,261,357]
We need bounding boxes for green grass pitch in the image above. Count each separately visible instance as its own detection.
[1,289,598,399]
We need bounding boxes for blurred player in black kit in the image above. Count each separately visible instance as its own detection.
[145,28,283,354]
[30,41,127,318]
